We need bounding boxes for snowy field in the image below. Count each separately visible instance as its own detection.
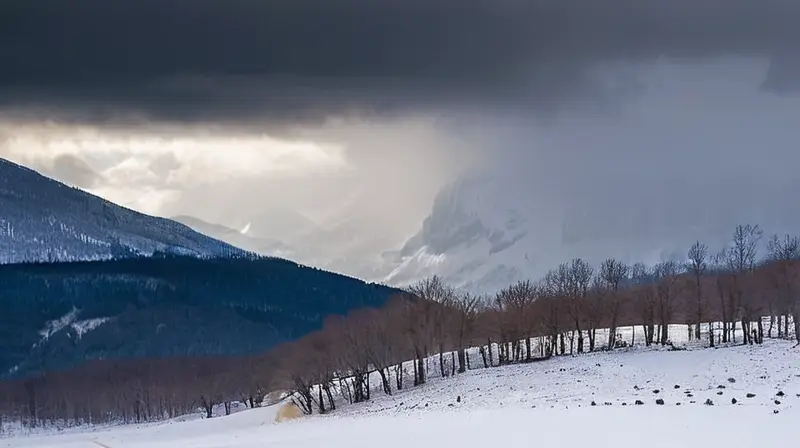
[4,338,798,448]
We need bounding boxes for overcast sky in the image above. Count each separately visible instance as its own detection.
[3,0,800,269]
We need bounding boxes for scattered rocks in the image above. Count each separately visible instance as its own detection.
[704,399,714,406]
[690,401,696,404]
[676,402,682,406]
[448,404,455,407]
[774,400,782,405]
[717,385,727,389]
[731,398,738,404]
[634,385,641,390]
[656,399,665,405]
[457,396,461,403]
[674,385,681,389]
[635,400,644,406]
[747,393,756,398]
[728,377,736,383]
[687,394,694,398]
[604,402,613,406]
[717,391,724,395]
[774,410,780,414]
[591,401,597,406]
[776,391,785,397]
[652,389,660,394]
[622,402,628,406]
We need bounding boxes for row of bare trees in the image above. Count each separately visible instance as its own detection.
[277,224,800,414]
[0,355,277,431]
[2,224,798,429]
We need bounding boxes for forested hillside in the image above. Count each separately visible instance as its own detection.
[0,254,398,378]
[0,158,245,263]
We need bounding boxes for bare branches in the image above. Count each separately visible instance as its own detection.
[686,241,709,342]
[597,258,629,350]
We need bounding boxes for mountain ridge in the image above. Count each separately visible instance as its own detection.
[0,157,247,263]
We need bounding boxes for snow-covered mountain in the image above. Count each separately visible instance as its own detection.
[0,158,245,263]
[380,171,756,293]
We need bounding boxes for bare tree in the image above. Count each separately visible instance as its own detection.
[652,260,682,345]
[597,258,629,350]
[686,241,709,343]
[557,259,594,353]
[631,262,657,346]
[766,233,800,343]
[407,276,457,378]
[496,280,539,362]
[452,292,480,372]
[725,223,763,344]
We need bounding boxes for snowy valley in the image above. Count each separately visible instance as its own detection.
[5,335,798,448]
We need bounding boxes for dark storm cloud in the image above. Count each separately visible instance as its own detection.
[2,0,799,125]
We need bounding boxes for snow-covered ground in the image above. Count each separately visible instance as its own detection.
[5,338,798,448]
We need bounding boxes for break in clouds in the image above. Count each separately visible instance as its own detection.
[3,0,800,284]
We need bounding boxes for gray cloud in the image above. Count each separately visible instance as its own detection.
[23,153,104,189]
[2,0,800,126]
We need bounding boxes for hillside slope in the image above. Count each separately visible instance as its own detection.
[6,340,798,447]
[0,158,244,263]
[0,255,399,378]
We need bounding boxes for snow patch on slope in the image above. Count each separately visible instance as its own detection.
[71,318,111,339]
[38,308,79,342]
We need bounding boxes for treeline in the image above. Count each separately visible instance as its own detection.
[1,224,799,430]
[0,355,277,429]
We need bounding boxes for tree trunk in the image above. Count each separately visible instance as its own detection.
[741,318,749,345]
[378,368,392,395]
[439,347,446,378]
[318,386,326,414]
[721,314,729,343]
[794,315,800,344]
[224,401,231,416]
[769,315,775,338]
[395,364,404,390]
[525,337,532,362]
[458,348,467,373]
[709,322,715,347]
[417,355,426,385]
[323,383,336,411]
[487,339,495,367]
[608,321,618,350]
[757,319,764,344]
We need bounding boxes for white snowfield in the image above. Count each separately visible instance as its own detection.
[5,339,799,448]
